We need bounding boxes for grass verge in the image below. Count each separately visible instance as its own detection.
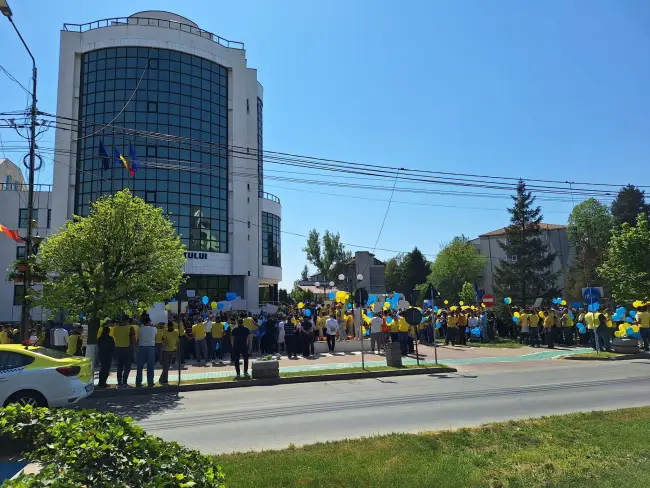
[563,350,625,359]
[177,363,449,385]
[214,407,650,488]
[462,338,524,349]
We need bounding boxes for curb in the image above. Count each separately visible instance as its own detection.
[91,366,457,398]
[562,352,649,361]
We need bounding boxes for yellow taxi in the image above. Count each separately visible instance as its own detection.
[0,345,94,407]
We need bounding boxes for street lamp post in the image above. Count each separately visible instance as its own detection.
[355,273,365,369]
[3,1,39,339]
[314,280,335,304]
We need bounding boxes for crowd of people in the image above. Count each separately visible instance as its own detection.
[2,299,648,387]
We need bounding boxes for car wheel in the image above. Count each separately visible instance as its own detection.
[4,390,47,408]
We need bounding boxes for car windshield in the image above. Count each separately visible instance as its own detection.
[30,347,71,359]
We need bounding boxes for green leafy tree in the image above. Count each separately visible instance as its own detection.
[279,288,289,303]
[34,189,185,343]
[564,198,614,300]
[611,184,650,227]
[290,282,314,303]
[494,179,559,305]
[459,281,476,305]
[303,230,351,280]
[300,265,309,281]
[598,213,650,302]
[384,248,430,295]
[427,236,487,301]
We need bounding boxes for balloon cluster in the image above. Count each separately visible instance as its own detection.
[551,298,567,306]
[504,297,512,305]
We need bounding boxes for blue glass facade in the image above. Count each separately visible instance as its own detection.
[75,47,228,252]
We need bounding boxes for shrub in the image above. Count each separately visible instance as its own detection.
[0,405,226,487]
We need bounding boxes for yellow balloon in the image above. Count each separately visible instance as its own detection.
[481,303,486,308]
[514,312,520,318]
[561,300,567,306]
[538,311,544,318]
[459,301,464,306]
[461,305,470,311]
[632,325,640,333]
[298,302,304,309]
[384,301,391,308]
[444,300,449,305]
[633,300,642,308]
[471,305,476,310]
[165,304,170,311]
[362,326,367,335]
[619,324,627,332]
[211,301,217,310]
[450,306,457,311]
[614,331,623,338]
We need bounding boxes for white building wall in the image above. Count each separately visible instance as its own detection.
[52,11,281,311]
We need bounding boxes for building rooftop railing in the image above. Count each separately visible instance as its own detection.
[1,183,52,192]
[262,192,280,204]
[63,17,245,50]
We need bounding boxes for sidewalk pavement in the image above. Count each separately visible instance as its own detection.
[96,343,592,386]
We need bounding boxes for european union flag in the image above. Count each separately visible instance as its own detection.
[129,144,139,175]
[99,140,110,170]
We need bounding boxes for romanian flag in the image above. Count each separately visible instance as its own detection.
[99,140,110,170]
[114,148,135,176]
[0,224,23,242]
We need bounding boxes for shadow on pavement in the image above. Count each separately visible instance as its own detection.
[76,391,183,421]
[431,373,478,379]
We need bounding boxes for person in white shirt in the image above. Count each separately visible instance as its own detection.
[369,315,384,353]
[325,315,339,353]
[52,325,69,352]
[277,319,286,352]
[136,319,157,388]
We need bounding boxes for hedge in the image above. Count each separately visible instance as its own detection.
[0,405,226,488]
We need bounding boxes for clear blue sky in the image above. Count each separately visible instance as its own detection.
[1,0,649,289]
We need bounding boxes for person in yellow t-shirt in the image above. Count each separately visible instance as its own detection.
[212,320,225,360]
[345,312,354,338]
[114,320,136,387]
[192,320,208,365]
[397,315,409,355]
[66,326,83,356]
[160,322,180,385]
[0,326,10,345]
[518,311,529,344]
[155,323,165,365]
[446,312,458,346]
[457,313,468,346]
[528,310,541,347]
[561,309,574,346]
[636,306,650,351]
[242,313,256,354]
[543,311,555,349]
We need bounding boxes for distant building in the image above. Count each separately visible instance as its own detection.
[340,251,386,295]
[471,224,571,296]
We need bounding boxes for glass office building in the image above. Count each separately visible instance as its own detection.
[52,11,282,309]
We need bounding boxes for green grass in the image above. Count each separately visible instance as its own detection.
[214,407,650,488]
[462,338,524,349]
[178,364,448,385]
[563,350,625,359]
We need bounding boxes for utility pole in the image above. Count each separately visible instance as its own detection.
[2,1,38,339]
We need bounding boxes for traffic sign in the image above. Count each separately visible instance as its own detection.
[482,294,495,306]
[403,307,423,327]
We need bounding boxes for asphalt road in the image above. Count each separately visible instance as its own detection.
[80,359,650,454]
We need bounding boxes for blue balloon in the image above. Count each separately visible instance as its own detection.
[626,326,634,335]
[305,309,312,317]
[552,298,558,304]
[587,303,600,312]
[79,313,84,319]
[424,300,432,308]
[571,301,582,309]
[435,321,441,329]
[471,327,481,337]
[347,303,352,309]
[364,329,370,337]
[202,296,209,305]
[203,312,208,319]
[217,302,224,310]
[578,325,587,334]
[367,311,373,318]
[386,316,393,324]
[616,306,626,315]
[568,312,575,320]
[630,311,637,318]
[223,322,229,330]
[328,291,335,300]
[433,306,439,312]
[368,295,378,304]
[226,292,237,301]
[625,317,634,323]
[215,342,220,351]
[512,316,519,323]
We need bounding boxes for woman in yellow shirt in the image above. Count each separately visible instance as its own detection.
[446,312,458,346]
[637,306,650,352]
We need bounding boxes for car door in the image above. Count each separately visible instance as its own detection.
[0,351,35,404]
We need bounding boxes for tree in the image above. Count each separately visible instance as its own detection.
[427,236,487,301]
[564,198,614,299]
[279,288,289,303]
[611,185,650,227]
[300,265,309,281]
[459,281,476,305]
[34,189,185,343]
[384,247,431,295]
[290,282,313,303]
[493,179,559,305]
[303,230,351,279]
[598,213,650,302]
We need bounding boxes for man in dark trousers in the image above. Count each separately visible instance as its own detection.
[231,318,251,379]
[96,325,115,388]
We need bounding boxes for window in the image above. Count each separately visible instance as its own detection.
[147,101,158,112]
[13,284,25,306]
[146,146,157,157]
[261,212,281,267]
[184,275,230,302]
[16,246,25,259]
[19,209,38,228]
[145,191,156,203]
[47,209,51,229]
[0,351,34,371]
